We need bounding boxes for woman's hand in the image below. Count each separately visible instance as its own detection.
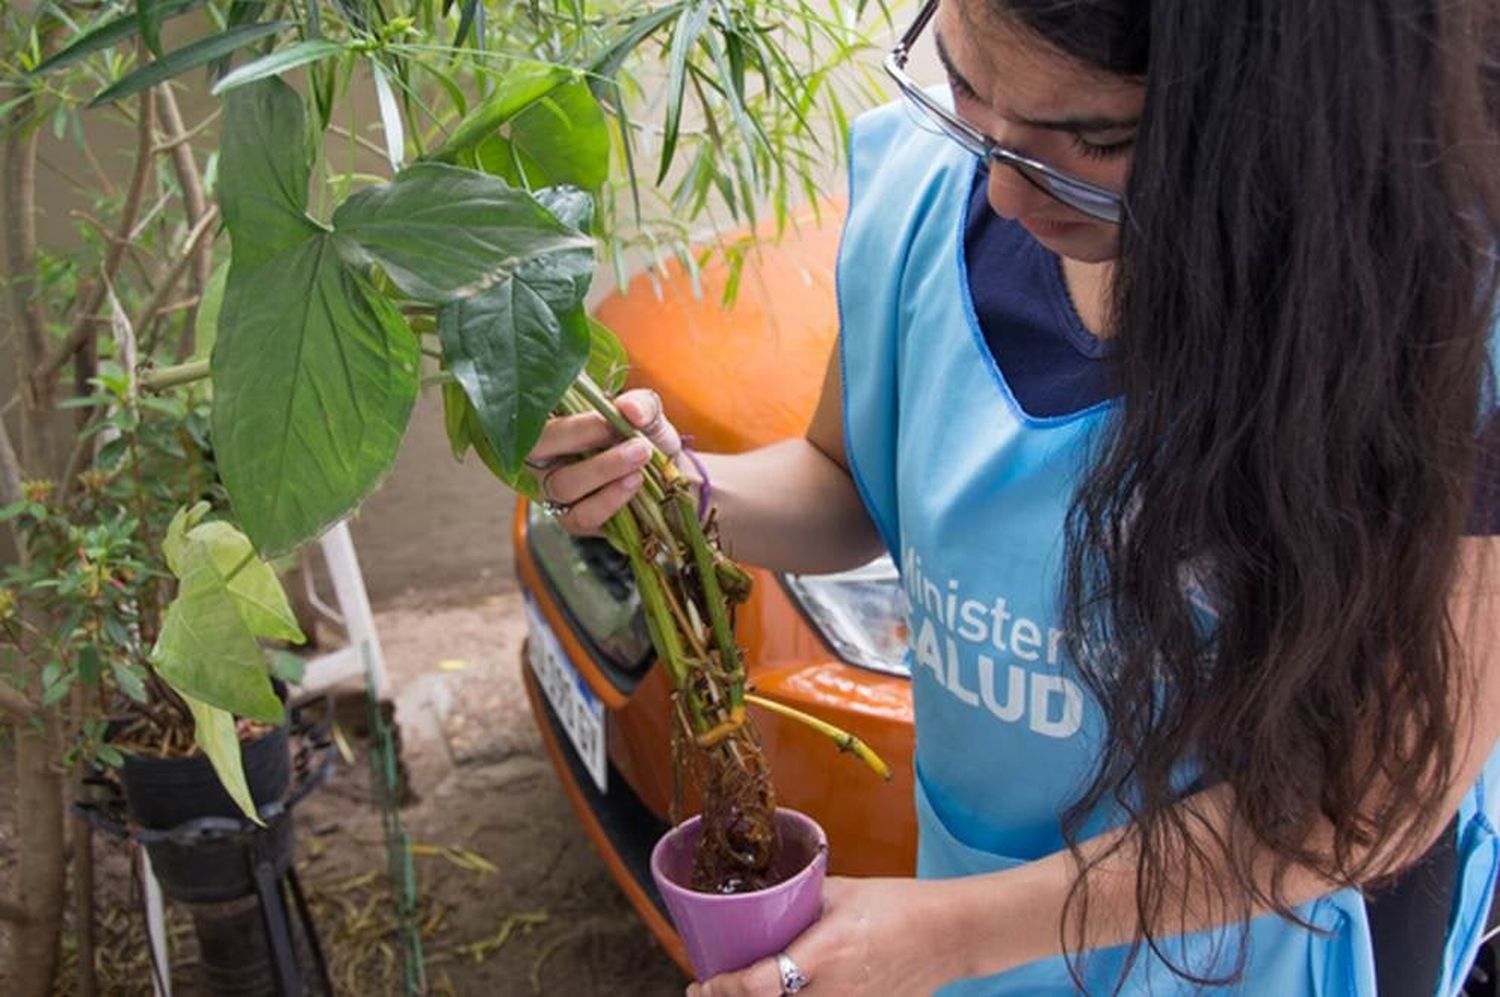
[686,876,971,997]
[525,388,686,535]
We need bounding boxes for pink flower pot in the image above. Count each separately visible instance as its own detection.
[650,808,828,980]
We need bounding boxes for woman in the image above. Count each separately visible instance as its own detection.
[528,0,1500,992]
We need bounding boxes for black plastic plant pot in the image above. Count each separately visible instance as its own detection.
[119,722,293,903]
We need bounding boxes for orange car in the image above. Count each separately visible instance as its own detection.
[514,202,917,974]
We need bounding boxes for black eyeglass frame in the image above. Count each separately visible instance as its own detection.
[881,0,1126,225]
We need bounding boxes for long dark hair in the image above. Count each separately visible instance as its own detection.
[987,0,1500,988]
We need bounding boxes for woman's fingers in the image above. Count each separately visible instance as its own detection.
[527,410,622,466]
[526,389,680,466]
[542,435,653,503]
[616,389,683,457]
[523,388,681,537]
[552,469,645,535]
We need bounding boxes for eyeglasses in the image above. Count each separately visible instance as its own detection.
[882,0,1126,224]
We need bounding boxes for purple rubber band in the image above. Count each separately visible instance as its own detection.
[677,441,712,523]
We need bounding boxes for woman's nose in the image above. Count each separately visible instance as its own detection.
[985,160,1053,220]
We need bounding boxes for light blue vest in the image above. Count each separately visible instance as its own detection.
[837,101,1500,995]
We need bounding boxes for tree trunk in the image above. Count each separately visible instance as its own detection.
[12,715,65,997]
[5,83,67,997]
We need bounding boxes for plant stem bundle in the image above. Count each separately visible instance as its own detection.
[561,374,888,893]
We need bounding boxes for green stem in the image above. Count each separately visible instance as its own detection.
[674,491,743,703]
[140,359,210,393]
[608,516,692,689]
[744,693,892,780]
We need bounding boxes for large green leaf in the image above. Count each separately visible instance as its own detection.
[153,529,283,724]
[89,22,289,107]
[429,61,570,163]
[534,186,595,233]
[181,693,262,824]
[27,0,203,77]
[439,288,591,476]
[470,85,609,194]
[211,39,346,95]
[441,381,541,498]
[213,79,419,556]
[193,522,304,641]
[214,238,419,556]
[506,80,610,191]
[216,77,319,269]
[331,162,593,303]
[191,261,228,362]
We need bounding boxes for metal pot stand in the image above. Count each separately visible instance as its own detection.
[75,700,338,996]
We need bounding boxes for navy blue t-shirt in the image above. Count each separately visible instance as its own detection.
[962,169,1500,534]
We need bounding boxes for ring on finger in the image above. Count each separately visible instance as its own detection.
[539,466,572,516]
[524,455,556,471]
[776,951,810,995]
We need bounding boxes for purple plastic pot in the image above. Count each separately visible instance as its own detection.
[650,808,828,981]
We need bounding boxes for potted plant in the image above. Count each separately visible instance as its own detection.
[0,13,316,985]
[0,363,317,991]
[4,0,891,987]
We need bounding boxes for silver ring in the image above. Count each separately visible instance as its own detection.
[776,951,809,994]
[524,456,555,471]
[541,499,571,518]
[539,466,568,507]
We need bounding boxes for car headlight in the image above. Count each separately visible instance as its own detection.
[782,555,910,677]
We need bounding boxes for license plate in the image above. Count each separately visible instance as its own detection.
[524,597,608,793]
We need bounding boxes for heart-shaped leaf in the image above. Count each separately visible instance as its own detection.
[213,79,419,556]
[439,288,591,477]
[331,162,593,303]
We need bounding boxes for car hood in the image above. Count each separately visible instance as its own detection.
[592,201,847,453]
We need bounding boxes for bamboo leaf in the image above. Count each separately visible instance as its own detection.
[28,0,202,77]
[369,59,406,172]
[90,21,289,107]
[659,0,714,184]
[453,0,479,47]
[211,38,345,95]
[586,3,685,87]
[137,0,168,59]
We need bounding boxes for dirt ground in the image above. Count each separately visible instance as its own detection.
[285,591,687,996]
[2,387,688,994]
